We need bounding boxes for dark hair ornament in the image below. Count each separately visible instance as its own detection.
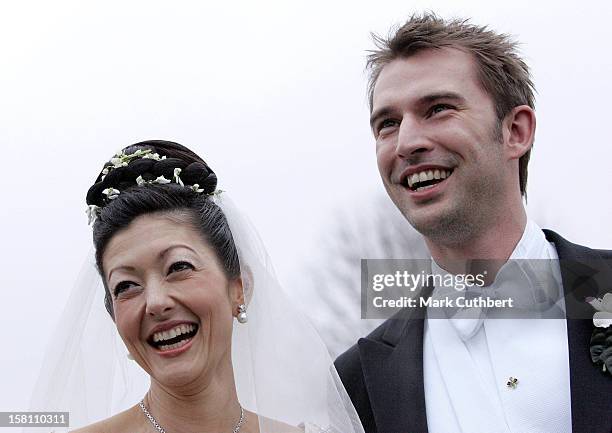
[86,147,221,225]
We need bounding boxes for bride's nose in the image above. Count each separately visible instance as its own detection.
[144,281,176,316]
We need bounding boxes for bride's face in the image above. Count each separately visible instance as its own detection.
[102,212,243,389]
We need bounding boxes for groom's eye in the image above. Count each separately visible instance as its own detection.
[377,119,400,136]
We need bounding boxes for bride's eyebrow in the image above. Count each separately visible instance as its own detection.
[107,245,199,280]
[108,265,136,281]
[159,244,198,258]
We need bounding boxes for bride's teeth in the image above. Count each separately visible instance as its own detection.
[434,169,441,179]
[158,337,191,352]
[419,172,428,183]
[440,170,448,179]
[152,324,197,344]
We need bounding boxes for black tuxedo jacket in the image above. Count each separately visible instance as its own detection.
[335,230,612,433]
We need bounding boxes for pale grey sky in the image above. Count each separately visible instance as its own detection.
[1,0,610,414]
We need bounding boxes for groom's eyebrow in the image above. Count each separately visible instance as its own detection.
[370,107,394,130]
[370,91,467,130]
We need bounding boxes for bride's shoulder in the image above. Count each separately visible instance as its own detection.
[69,405,141,433]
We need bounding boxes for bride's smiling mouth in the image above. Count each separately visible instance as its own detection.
[147,322,200,353]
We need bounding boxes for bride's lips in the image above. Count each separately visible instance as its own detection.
[152,334,196,358]
[145,320,200,358]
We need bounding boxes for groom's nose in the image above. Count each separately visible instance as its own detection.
[395,116,435,159]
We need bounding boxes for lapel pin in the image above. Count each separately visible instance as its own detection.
[506,377,519,389]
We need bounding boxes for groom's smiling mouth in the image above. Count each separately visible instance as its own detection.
[400,167,454,192]
[147,322,199,352]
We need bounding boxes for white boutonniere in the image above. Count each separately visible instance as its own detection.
[587,294,612,376]
[588,293,612,328]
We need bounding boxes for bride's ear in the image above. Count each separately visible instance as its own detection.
[239,265,254,305]
[229,266,253,314]
[230,276,245,308]
[104,289,116,322]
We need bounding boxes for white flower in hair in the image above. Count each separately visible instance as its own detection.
[109,157,128,168]
[102,188,121,200]
[173,168,184,186]
[152,175,171,184]
[588,293,612,328]
[131,149,148,157]
[136,175,147,186]
[142,152,166,161]
[85,205,100,225]
[100,167,110,181]
[190,184,204,193]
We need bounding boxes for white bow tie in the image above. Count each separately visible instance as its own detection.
[430,260,563,340]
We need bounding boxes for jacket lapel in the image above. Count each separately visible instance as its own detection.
[357,232,612,433]
[358,286,432,433]
[544,229,612,433]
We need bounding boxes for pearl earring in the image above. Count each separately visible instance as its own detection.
[127,353,134,360]
[237,304,248,324]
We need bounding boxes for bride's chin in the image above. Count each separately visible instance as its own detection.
[148,346,213,387]
[150,359,210,389]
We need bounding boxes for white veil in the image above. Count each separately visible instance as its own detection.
[26,194,364,433]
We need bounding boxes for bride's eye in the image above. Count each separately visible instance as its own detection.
[114,281,139,297]
[167,261,194,275]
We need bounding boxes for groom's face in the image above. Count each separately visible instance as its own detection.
[371,47,511,243]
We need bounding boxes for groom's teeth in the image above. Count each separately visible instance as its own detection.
[415,184,436,192]
[406,168,453,189]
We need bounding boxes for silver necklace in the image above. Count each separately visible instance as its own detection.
[139,399,245,433]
